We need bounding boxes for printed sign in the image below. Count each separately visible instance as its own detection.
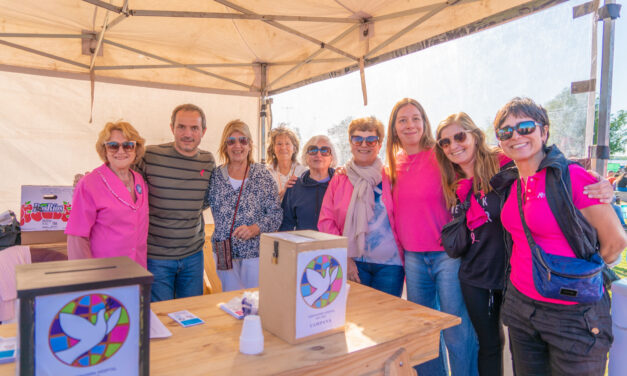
[34,285,139,376]
[295,248,347,339]
[20,185,73,231]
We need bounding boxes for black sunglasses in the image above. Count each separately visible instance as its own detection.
[306,145,332,156]
[437,130,472,149]
[104,141,136,152]
[496,120,541,141]
[350,135,379,147]
[225,136,249,146]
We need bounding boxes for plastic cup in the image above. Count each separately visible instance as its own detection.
[239,315,264,355]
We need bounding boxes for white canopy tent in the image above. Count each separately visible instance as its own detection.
[0,0,569,215]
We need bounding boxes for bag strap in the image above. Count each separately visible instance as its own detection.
[516,179,539,250]
[228,163,249,238]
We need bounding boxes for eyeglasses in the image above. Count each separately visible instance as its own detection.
[104,141,136,152]
[350,135,379,147]
[306,145,332,156]
[225,136,249,146]
[437,130,472,149]
[496,120,541,141]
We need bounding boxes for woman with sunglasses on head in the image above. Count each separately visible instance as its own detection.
[491,97,627,375]
[266,126,308,201]
[204,120,282,292]
[318,117,404,297]
[65,121,149,268]
[434,113,510,376]
[386,98,478,376]
[280,135,337,231]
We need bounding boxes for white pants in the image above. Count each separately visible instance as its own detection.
[215,256,259,292]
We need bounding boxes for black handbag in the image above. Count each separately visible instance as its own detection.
[0,210,21,251]
[441,192,472,258]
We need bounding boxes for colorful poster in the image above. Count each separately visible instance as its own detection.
[295,248,347,339]
[34,285,140,376]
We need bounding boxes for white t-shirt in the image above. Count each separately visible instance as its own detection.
[229,176,243,190]
[267,163,307,191]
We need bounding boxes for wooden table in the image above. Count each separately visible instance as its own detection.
[0,283,459,376]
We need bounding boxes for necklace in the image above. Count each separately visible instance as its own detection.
[97,170,137,211]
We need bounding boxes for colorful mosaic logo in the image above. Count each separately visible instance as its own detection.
[48,294,130,367]
[300,255,343,308]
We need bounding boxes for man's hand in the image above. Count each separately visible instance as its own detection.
[584,170,614,204]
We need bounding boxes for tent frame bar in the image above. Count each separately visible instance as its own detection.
[0,39,88,69]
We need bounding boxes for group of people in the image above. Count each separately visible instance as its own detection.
[64,97,627,376]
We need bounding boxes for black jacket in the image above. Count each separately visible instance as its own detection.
[279,168,335,231]
[490,145,601,284]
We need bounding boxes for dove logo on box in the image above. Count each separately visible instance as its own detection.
[48,294,129,367]
[35,285,140,375]
[300,255,343,308]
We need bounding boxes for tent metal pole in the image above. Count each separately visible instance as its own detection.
[365,3,448,58]
[214,0,359,61]
[0,39,88,69]
[102,39,255,90]
[268,23,360,89]
[130,10,359,23]
[591,0,620,176]
[260,63,268,164]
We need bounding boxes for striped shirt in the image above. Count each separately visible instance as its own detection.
[136,142,216,259]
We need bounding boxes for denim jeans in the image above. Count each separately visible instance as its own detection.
[404,251,479,376]
[354,260,405,297]
[147,250,204,302]
[501,283,612,376]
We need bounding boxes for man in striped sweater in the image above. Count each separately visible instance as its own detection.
[137,104,216,301]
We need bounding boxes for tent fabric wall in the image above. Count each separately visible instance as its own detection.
[0,70,259,222]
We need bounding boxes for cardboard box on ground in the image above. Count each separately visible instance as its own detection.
[20,185,72,244]
[259,230,348,344]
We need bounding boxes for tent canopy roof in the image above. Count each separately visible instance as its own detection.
[0,0,564,97]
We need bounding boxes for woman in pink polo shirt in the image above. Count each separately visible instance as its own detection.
[65,121,149,268]
[385,98,478,376]
[492,97,627,375]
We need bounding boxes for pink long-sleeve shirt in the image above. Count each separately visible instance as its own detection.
[393,149,451,253]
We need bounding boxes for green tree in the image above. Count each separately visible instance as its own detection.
[543,88,587,157]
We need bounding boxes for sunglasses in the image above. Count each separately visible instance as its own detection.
[306,145,332,156]
[437,130,472,149]
[104,141,136,152]
[350,135,379,147]
[496,120,541,141]
[225,136,249,146]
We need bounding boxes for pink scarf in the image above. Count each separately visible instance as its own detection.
[455,178,488,231]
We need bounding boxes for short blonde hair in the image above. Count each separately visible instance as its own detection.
[266,126,300,168]
[218,119,255,165]
[95,121,145,164]
[348,117,385,142]
[301,135,338,168]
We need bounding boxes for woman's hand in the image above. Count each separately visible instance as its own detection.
[584,170,614,204]
[232,224,260,241]
[335,166,346,175]
[347,258,360,283]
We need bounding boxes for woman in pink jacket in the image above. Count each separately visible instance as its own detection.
[318,117,404,297]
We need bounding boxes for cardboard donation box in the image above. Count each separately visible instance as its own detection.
[259,230,348,344]
[20,185,73,244]
[16,257,153,376]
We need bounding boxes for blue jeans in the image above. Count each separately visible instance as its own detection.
[404,251,479,376]
[147,250,204,302]
[354,260,405,297]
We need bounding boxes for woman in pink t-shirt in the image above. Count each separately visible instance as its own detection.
[385,98,478,376]
[65,121,149,268]
[493,97,627,375]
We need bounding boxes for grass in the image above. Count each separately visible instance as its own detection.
[614,249,627,279]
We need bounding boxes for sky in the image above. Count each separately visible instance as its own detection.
[271,0,626,151]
